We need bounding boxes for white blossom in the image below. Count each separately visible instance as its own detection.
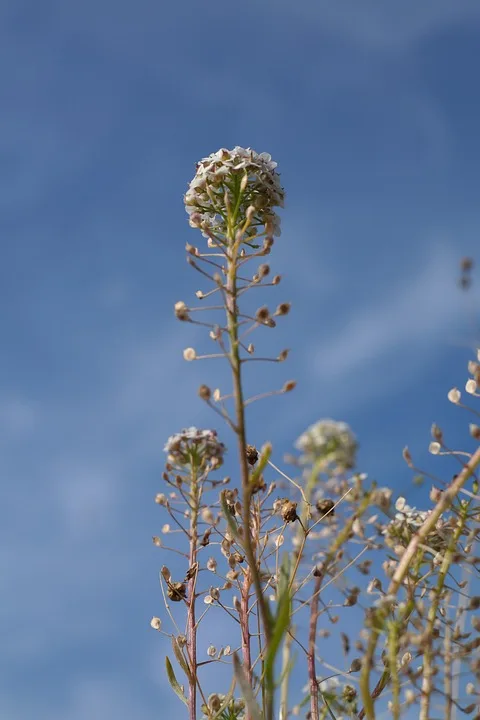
[164,427,226,467]
[185,147,285,240]
[296,419,357,469]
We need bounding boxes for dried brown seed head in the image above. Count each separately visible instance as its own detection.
[167,582,187,602]
[246,444,259,466]
[316,498,335,518]
[280,499,298,523]
[255,306,270,323]
[275,302,291,316]
[198,384,211,400]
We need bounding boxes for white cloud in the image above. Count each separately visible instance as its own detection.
[268,0,480,50]
[314,243,469,378]
[284,241,479,421]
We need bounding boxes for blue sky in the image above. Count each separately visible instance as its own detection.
[1,1,480,717]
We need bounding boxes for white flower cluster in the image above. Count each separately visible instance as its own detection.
[384,497,452,551]
[164,427,225,467]
[201,695,245,719]
[184,147,285,239]
[296,419,357,469]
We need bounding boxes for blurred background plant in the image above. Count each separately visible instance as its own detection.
[150,148,480,720]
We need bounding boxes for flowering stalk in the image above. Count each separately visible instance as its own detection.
[183,148,286,720]
[360,445,480,719]
[419,499,470,720]
[187,464,200,720]
[152,154,478,720]
[280,423,358,718]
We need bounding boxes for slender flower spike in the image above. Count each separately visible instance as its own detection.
[184,147,285,241]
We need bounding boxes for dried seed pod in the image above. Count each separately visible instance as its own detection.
[198,384,211,400]
[246,444,259,466]
[184,563,198,581]
[167,582,187,602]
[316,498,335,518]
[161,566,171,582]
[201,528,213,546]
[278,499,298,523]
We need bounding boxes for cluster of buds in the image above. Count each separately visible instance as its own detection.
[164,427,226,469]
[184,147,285,241]
[201,695,245,719]
[383,497,453,552]
[295,419,357,470]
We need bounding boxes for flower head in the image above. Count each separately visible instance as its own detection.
[164,427,226,468]
[184,147,285,240]
[296,419,357,469]
[383,497,452,552]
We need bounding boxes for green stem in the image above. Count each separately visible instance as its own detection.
[187,466,199,720]
[419,501,470,720]
[225,228,273,720]
[360,446,480,720]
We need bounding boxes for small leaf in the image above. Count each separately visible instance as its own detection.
[220,491,240,538]
[165,656,188,706]
[232,653,262,720]
[172,636,193,683]
[264,553,291,686]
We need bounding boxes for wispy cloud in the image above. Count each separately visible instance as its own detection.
[268,0,480,50]
[308,242,475,411]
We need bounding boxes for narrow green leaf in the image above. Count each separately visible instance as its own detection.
[264,554,291,684]
[171,636,193,683]
[220,491,240,538]
[250,444,272,485]
[232,653,262,720]
[165,656,188,706]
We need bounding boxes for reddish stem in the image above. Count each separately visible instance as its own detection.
[308,574,322,720]
[187,478,199,720]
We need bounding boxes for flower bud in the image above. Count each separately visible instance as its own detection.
[198,384,211,400]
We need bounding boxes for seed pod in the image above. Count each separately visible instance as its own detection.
[167,582,187,602]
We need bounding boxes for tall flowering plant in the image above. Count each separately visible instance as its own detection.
[151,148,480,720]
